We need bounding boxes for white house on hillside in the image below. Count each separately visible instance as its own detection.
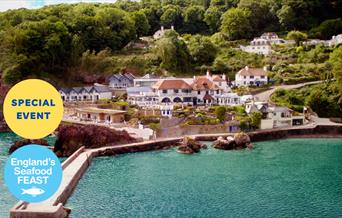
[240,32,289,55]
[153,26,174,39]
[260,106,305,129]
[235,66,268,87]
[328,34,342,47]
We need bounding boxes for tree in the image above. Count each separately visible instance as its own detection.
[160,5,182,28]
[329,46,342,100]
[215,106,227,122]
[249,112,262,129]
[238,0,278,34]
[220,8,253,40]
[155,30,191,73]
[188,35,217,65]
[277,5,296,30]
[132,10,150,37]
[287,31,308,46]
[309,18,342,40]
[183,6,207,34]
[204,6,222,33]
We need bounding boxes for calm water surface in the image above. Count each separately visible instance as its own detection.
[66,138,342,218]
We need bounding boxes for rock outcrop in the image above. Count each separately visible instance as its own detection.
[212,137,237,150]
[54,124,137,157]
[213,133,253,150]
[9,139,49,154]
[177,137,206,154]
[234,132,251,148]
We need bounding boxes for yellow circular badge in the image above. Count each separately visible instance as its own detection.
[3,79,63,139]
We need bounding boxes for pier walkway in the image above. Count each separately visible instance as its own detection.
[10,138,181,218]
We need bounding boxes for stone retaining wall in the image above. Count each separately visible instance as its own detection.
[248,125,342,142]
[93,138,181,156]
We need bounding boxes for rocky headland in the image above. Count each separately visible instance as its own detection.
[54,124,137,157]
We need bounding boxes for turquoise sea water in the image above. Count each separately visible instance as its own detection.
[0,133,56,217]
[0,133,20,218]
[66,138,342,218]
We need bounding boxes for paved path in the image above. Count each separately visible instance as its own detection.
[10,147,92,217]
[254,81,324,102]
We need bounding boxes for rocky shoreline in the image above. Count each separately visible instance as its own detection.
[52,125,342,157]
[0,120,9,133]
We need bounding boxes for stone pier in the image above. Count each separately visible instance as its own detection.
[10,138,181,218]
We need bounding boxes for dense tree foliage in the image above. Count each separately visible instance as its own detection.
[188,35,217,65]
[0,0,341,84]
[329,46,342,102]
[220,8,252,40]
[155,30,191,73]
[287,31,308,46]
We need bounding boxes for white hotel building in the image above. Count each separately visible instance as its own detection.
[235,66,268,87]
[127,72,254,118]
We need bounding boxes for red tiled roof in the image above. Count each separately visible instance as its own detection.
[152,79,192,90]
[212,75,225,82]
[238,67,267,76]
[192,76,220,90]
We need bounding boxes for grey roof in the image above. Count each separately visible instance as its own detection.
[83,86,93,92]
[109,73,134,82]
[92,86,111,93]
[269,107,292,113]
[124,73,135,80]
[127,87,152,94]
[59,88,71,94]
[72,87,83,93]
[59,86,111,94]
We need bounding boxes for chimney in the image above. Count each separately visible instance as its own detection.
[171,25,174,30]
[263,66,267,71]
[206,70,210,79]
[161,26,164,31]
[245,66,249,71]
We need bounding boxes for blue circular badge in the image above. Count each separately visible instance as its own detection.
[4,144,62,203]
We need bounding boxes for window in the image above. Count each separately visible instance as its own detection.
[250,76,254,79]
[244,76,246,79]
[197,91,201,95]
[219,82,222,86]
[174,89,179,93]
[216,90,219,94]
[250,81,254,85]
[183,97,192,102]
[261,76,265,79]
[162,90,167,94]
